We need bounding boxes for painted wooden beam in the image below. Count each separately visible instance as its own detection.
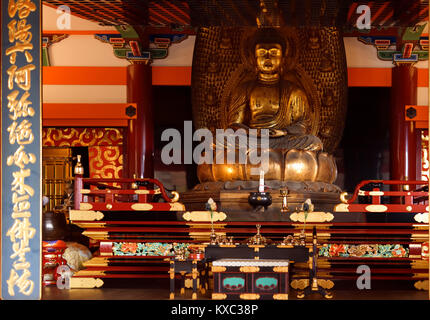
[152,66,191,86]
[42,66,191,86]
[348,68,428,87]
[42,27,196,35]
[42,103,136,127]
[405,105,428,129]
[43,30,120,35]
[43,66,127,85]
[42,66,428,87]
[348,68,392,87]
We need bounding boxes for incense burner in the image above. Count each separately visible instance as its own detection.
[248,192,272,210]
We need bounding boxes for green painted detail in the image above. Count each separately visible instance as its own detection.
[42,47,50,66]
[113,48,129,59]
[255,277,278,289]
[115,47,167,60]
[150,48,168,59]
[402,24,426,41]
[416,51,429,60]
[115,25,140,39]
[377,51,396,60]
[223,277,245,289]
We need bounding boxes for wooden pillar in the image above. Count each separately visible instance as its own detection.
[125,63,154,178]
[390,65,417,186]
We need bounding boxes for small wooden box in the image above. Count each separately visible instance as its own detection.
[211,259,289,300]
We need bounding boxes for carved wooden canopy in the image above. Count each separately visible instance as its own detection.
[42,1,428,28]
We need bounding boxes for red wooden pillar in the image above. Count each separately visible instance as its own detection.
[125,63,154,179]
[390,65,417,187]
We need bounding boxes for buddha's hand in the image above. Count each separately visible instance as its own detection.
[228,123,257,137]
[269,128,288,137]
[285,120,308,135]
[230,123,250,132]
[228,123,285,138]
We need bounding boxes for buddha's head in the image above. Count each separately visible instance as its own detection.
[255,43,282,74]
[253,28,286,75]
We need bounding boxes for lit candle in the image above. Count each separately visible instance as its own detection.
[259,169,265,192]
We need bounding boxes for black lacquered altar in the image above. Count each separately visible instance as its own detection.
[204,244,309,262]
[204,244,310,300]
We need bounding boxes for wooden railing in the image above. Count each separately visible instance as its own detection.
[335,180,429,213]
[74,174,184,212]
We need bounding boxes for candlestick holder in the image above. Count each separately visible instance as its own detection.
[298,231,307,246]
[209,226,217,245]
[246,224,270,245]
[74,155,84,175]
[279,235,298,246]
[280,189,289,212]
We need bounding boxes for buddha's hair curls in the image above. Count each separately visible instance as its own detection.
[252,28,287,54]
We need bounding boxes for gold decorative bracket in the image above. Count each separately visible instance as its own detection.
[82,257,108,267]
[70,278,104,289]
[291,279,334,290]
[414,280,429,291]
[414,212,429,223]
[290,211,334,222]
[239,266,260,273]
[273,266,289,273]
[212,266,226,272]
[69,210,104,221]
[240,293,260,300]
[183,211,227,222]
[212,293,227,300]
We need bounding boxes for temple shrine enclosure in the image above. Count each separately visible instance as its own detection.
[0,0,430,302]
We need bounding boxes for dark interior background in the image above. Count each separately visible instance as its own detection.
[337,87,391,192]
[153,86,198,190]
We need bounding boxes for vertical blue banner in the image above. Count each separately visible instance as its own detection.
[1,0,42,299]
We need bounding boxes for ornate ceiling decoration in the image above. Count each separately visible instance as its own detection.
[42,0,190,26]
[42,0,428,28]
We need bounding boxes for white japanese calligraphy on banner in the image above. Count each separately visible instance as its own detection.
[1,0,41,300]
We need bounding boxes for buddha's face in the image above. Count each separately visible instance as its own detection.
[255,43,282,74]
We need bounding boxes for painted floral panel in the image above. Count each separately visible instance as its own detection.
[319,244,409,258]
[112,242,190,257]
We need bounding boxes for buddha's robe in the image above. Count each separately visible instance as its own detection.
[226,79,323,151]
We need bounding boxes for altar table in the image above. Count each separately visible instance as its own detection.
[212,259,290,300]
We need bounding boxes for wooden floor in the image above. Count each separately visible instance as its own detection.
[42,287,429,300]
[42,279,429,300]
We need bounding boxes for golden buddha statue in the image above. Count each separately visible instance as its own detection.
[190,27,344,187]
[185,26,347,214]
[227,28,322,152]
